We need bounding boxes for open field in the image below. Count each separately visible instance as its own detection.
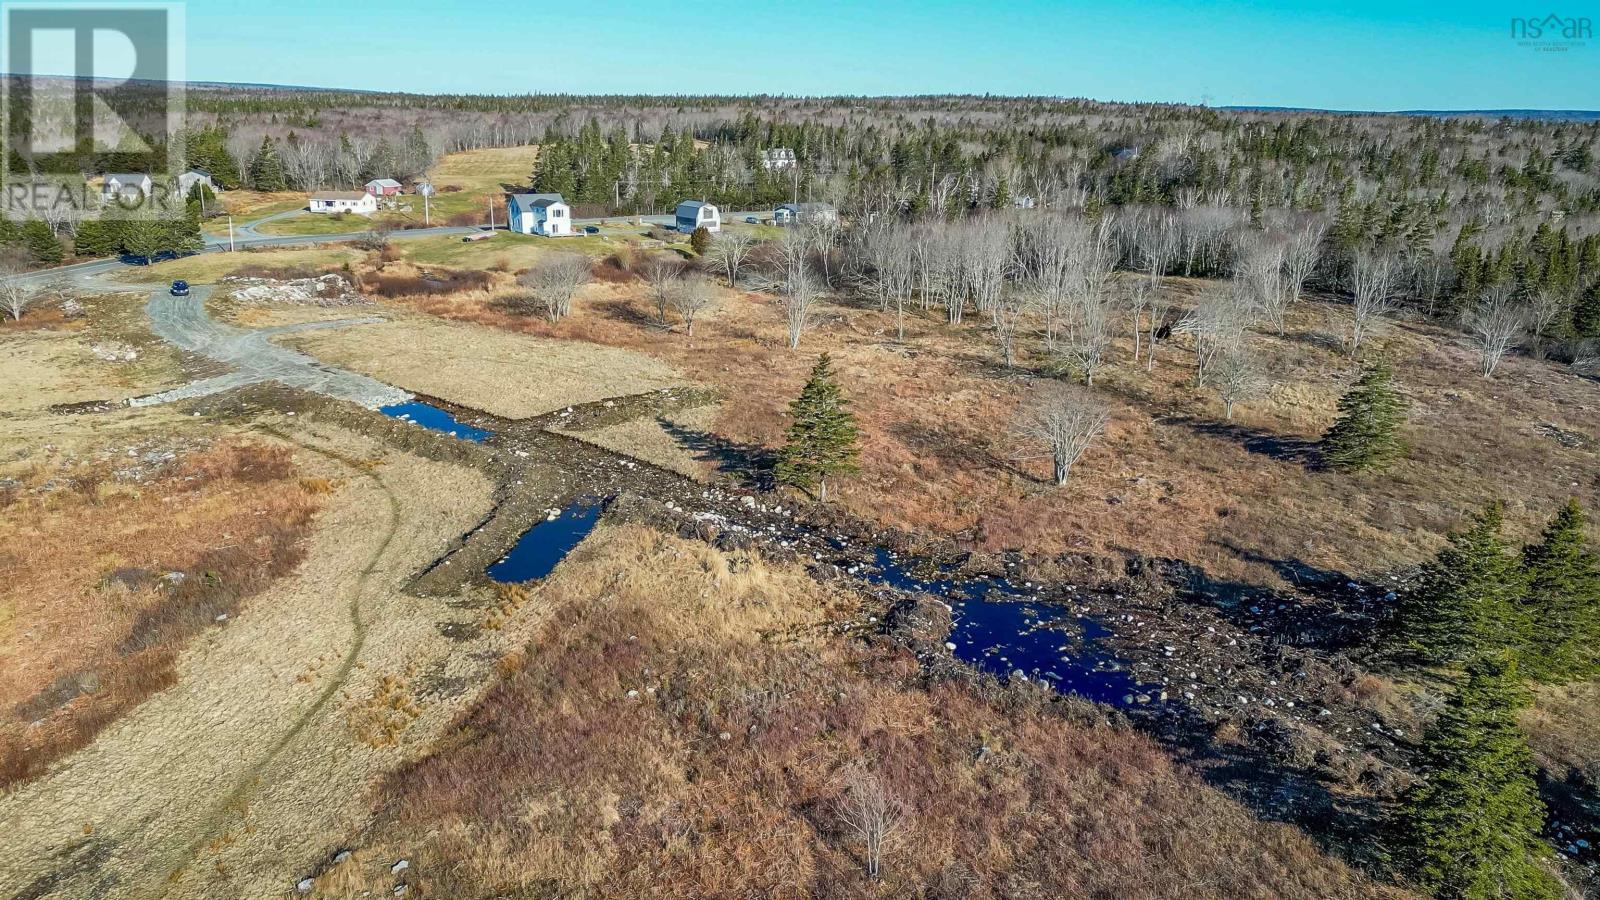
[365,262,1600,588]
[280,310,686,418]
[324,522,1407,899]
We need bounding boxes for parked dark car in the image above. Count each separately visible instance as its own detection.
[169,280,190,296]
[745,216,759,224]
[583,225,600,234]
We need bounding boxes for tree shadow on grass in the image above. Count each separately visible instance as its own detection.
[659,419,776,491]
[1167,415,1325,468]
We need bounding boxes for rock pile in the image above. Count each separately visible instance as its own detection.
[223,273,370,307]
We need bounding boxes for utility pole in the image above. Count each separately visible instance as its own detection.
[487,196,496,230]
[227,215,234,252]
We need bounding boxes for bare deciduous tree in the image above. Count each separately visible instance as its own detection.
[1177,286,1251,387]
[357,218,395,251]
[706,228,756,287]
[1346,249,1401,356]
[0,252,40,321]
[837,765,907,881]
[781,268,820,350]
[1015,384,1108,486]
[1214,343,1266,420]
[1525,288,1569,358]
[517,253,591,322]
[670,275,714,336]
[1235,233,1289,334]
[1282,216,1327,309]
[992,285,1033,368]
[1468,282,1525,378]
[643,254,684,325]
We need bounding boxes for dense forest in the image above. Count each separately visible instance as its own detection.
[6,89,1600,348]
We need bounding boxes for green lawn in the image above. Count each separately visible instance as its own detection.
[396,231,630,269]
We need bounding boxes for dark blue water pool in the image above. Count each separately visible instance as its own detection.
[380,401,493,442]
[859,548,1160,707]
[486,501,606,583]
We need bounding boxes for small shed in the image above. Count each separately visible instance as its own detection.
[774,202,838,226]
[675,200,720,233]
[365,178,403,197]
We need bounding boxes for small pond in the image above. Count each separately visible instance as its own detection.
[858,548,1161,707]
[486,500,607,583]
[380,401,493,443]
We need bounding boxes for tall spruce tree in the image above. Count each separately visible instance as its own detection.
[1518,499,1600,681]
[1322,358,1408,472]
[1390,653,1562,900]
[248,136,287,191]
[20,219,62,265]
[775,353,859,502]
[1398,502,1527,666]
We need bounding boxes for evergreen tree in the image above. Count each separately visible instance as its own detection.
[690,225,712,256]
[1518,499,1600,681]
[1389,652,1561,900]
[248,136,287,191]
[1398,502,1527,665]
[1574,282,1600,341]
[20,219,62,265]
[1321,358,1408,472]
[775,353,860,502]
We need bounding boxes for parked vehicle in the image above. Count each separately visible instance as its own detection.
[583,225,600,234]
[169,280,190,296]
[745,216,759,224]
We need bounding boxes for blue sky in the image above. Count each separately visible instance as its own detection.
[171,0,1595,108]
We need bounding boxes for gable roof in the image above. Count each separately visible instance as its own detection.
[366,178,402,188]
[311,191,370,201]
[676,200,713,215]
[508,192,565,206]
[777,202,836,213]
[104,173,150,184]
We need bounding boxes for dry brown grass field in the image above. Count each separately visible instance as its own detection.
[357,257,1600,589]
[330,523,1410,899]
[0,439,322,786]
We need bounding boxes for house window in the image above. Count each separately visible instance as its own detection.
[552,209,563,218]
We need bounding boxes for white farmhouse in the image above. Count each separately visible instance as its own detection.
[675,200,720,233]
[761,148,796,170]
[507,193,571,236]
[101,173,153,202]
[177,170,216,198]
[308,191,378,215]
[774,202,837,226]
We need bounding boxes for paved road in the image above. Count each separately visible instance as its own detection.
[131,284,408,409]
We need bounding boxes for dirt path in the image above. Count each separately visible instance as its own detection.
[133,287,409,409]
[0,420,503,899]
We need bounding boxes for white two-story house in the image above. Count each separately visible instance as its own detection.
[507,193,571,236]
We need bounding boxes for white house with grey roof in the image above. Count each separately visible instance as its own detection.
[675,200,720,233]
[774,202,837,226]
[507,193,571,236]
[101,173,153,202]
[308,191,378,214]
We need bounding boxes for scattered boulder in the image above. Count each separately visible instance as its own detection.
[223,273,370,307]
